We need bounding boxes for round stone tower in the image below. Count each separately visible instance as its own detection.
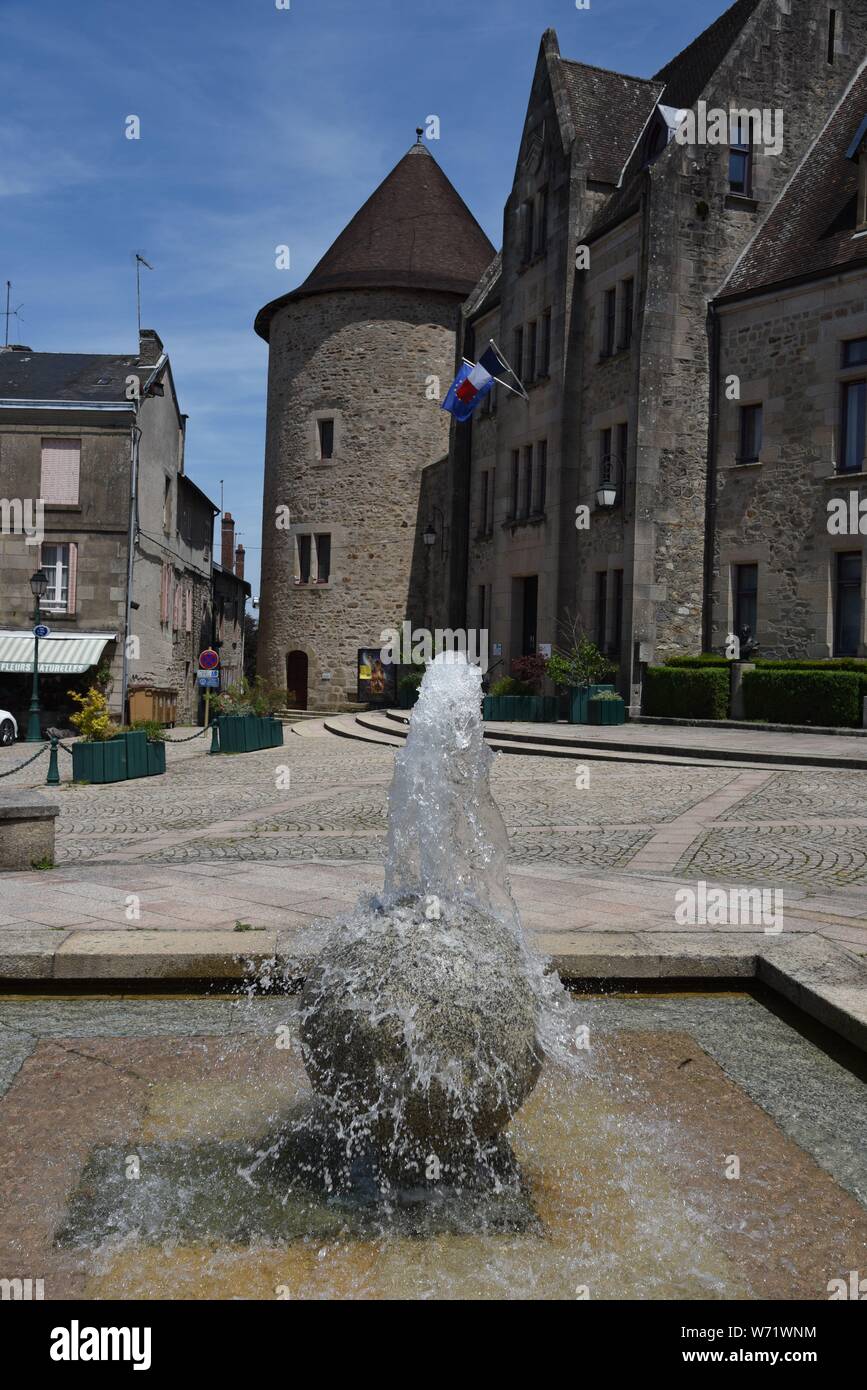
[255,141,494,711]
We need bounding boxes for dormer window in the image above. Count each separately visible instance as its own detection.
[729,115,753,195]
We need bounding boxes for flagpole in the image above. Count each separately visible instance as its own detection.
[460,358,526,399]
[487,338,529,400]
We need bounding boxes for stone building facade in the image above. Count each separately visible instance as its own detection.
[455,4,867,707]
[255,142,494,710]
[709,61,867,658]
[0,330,247,728]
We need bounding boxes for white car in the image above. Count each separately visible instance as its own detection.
[0,709,18,746]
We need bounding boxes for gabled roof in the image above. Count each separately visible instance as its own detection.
[0,350,140,404]
[558,59,664,184]
[652,0,765,110]
[719,63,867,301]
[254,144,495,340]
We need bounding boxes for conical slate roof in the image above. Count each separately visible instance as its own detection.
[254,143,495,340]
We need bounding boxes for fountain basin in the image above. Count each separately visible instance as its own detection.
[1,988,865,1300]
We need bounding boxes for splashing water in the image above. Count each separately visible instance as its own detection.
[381,650,519,932]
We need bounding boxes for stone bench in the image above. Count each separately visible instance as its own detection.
[0,791,61,871]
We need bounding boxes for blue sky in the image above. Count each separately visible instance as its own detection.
[0,0,727,601]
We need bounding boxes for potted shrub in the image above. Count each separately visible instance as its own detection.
[482,656,557,722]
[546,629,617,724]
[214,677,287,752]
[587,691,626,726]
[398,668,423,709]
[68,687,126,783]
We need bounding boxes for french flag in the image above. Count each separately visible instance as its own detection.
[442,345,502,422]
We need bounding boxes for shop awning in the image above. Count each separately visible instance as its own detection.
[0,630,117,675]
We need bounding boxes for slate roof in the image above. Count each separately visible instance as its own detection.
[558,60,664,184]
[0,350,141,403]
[585,0,766,245]
[720,63,867,300]
[652,0,765,110]
[254,144,495,340]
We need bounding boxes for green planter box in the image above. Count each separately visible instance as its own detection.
[482,694,558,722]
[217,713,284,753]
[71,738,127,784]
[145,739,166,775]
[122,730,149,780]
[588,695,626,726]
[569,684,615,724]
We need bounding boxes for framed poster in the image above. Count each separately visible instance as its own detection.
[357,647,397,706]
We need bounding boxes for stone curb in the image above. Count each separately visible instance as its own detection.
[1,928,865,1053]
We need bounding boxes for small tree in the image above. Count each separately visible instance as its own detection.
[546,614,617,690]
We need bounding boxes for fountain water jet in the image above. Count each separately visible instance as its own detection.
[297,651,556,1197]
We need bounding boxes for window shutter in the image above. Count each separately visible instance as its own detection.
[40,439,81,504]
[185,583,192,633]
[160,563,169,624]
[172,579,181,631]
[67,543,78,615]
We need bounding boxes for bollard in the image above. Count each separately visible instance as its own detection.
[209,717,221,755]
[46,736,60,787]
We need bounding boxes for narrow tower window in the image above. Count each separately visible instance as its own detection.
[318,419,335,460]
[828,9,837,64]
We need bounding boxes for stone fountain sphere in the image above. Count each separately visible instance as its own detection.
[300,900,542,1147]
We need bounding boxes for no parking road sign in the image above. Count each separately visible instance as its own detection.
[199,647,220,671]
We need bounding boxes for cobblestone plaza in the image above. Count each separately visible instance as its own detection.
[2,725,866,955]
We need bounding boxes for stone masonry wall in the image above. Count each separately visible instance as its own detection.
[258,287,461,710]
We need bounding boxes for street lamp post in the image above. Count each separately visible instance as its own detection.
[26,568,48,743]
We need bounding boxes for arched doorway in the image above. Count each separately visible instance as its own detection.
[286,651,308,710]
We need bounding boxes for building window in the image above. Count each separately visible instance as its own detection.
[513,326,524,381]
[602,287,617,357]
[600,426,613,483]
[619,278,634,350]
[521,445,533,518]
[729,116,752,194]
[522,199,535,263]
[828,8,837,64]
[739,403,763,463]
[39,438,80,505]
[841,379,866,473]
[478,583,492,630]
[540,311,552,376]
[314,533,331,583]
[317,419,335,460]
[536,186,549,254]
[487,467,495,532]
[479,471,489,534]
[510,450,520,519]
[843,338,867,367]
[527,320,538,384]
[535,440,547,514]
[616,421,629,476]
[595,572,607,649]
[296,534,311,584]
[613,569,624,655]
[734,563,758,640]
[41,543,71,611]
[835,552,862,655]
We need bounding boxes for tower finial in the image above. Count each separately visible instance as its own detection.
[416,126,424,145]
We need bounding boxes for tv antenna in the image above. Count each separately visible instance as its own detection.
[133,253,154,336]
[3,281,24,347]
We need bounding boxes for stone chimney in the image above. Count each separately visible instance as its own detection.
[221,512,235,572]
[234,543,245,580]
[138,328,164,365]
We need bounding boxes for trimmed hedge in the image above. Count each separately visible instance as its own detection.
[742,669,862,727]
[643,666,729,719]
[664,654,728,668]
